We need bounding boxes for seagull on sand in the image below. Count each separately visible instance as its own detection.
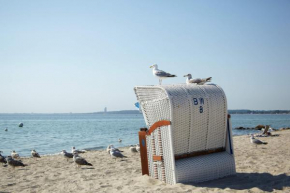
[6,156,27,169]
[183,74,212,85]
[31,150,41,158]
[250,134,267,148]
[11,150,20,159]
[150,64,177,85]
[110,149,127,160]
[61,150,74,161]
[107,145,122,154]
[73,153,93,168]
[71,146,86,154]
[0,151,7,165]
[130,145,138,153]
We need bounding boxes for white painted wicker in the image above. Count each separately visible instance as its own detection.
[134,84,236,184]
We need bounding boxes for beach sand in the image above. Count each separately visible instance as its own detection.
[1,130,290,193]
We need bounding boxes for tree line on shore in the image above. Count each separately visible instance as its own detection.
[228,110,290,114]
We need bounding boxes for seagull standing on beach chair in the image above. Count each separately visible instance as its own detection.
[150,64,177,85]
[183,74,212,85]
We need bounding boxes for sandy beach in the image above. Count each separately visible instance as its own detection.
[1,130,290,193]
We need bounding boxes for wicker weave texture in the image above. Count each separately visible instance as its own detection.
[146,126,175,184]
[146,135,153,178]
[203,85,227,150]
[175,151,236,183]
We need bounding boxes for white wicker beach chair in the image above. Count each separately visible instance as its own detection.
[134,84,236,184]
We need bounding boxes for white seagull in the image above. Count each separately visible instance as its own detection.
[11,150,20,159]
[250,134,267,148]
[183,74,212,85]
[150,64,177,85]
[71,146,86,154]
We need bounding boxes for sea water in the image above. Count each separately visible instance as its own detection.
[0,113,289,156]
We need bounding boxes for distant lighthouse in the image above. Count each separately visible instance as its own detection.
[104,107,107,113]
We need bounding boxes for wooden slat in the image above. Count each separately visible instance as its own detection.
[147,120,171,135]
[175,147,225,160]
[139,130,149,175]
[153,155,163,161]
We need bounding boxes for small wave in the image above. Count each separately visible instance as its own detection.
[41,152,62,156]
[83,146,106,151]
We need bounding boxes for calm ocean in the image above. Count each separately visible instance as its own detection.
[1,113,290,156]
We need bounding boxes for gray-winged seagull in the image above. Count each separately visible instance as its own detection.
[183,74,212,85]
[110,149,126,160]
[61,150,73,161]
[6,156,27,169]
[150,64,177,85]
[31,150,41,158]
[250,134,267,148]
[107,145,122,154]
[73,153,93,168]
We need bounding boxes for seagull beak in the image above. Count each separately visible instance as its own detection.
[183,75,188,77]
[150,65,153,68]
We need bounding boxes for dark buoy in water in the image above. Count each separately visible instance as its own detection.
[19,123,23,127]
[5,128,8,131]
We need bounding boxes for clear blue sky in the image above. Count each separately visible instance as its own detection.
[0,1,289,113]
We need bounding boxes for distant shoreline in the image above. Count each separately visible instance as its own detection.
[95,110,290,115]
[228,110,290,114]
[1,110,290,115]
